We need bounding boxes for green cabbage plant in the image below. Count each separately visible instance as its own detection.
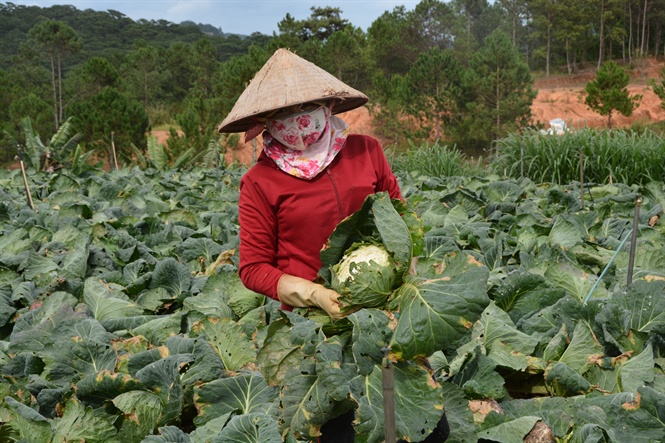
[331,242,398,310]
[318,192,423,312]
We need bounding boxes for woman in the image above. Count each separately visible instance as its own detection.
[218,48,401,318]
[218,48,448,443]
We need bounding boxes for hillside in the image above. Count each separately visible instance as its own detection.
[219,58,665,166]
[531,58,665,129]
[0,3,263,69]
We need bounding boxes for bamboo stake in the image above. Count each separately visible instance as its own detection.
[111,131,119,170]
[16,148,35,211]
[627,194,643,285]
[584,228,631,304]
[382,346,396,443]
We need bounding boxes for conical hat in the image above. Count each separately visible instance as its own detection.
[217,48,369,133]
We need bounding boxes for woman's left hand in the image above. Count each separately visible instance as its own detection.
[277,274,348,320]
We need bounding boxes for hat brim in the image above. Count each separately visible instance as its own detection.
[217,48,369,133]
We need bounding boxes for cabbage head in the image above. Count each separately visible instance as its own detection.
[330,243,398,310]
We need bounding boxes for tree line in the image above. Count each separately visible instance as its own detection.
[1,0,664,168]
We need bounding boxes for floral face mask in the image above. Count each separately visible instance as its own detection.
[265,106,329,151]
[262,105,350,180]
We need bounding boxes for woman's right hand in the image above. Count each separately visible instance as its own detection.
[277,274,345,320]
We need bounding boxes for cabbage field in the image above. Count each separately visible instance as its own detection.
[0,165,664,443]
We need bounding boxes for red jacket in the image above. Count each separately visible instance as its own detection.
[238,134,402,306]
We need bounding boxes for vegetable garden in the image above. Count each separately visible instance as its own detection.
[0,138,664,442]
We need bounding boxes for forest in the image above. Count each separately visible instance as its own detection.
[1,0,665,167]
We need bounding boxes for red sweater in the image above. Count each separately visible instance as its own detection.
[238,134,402,305]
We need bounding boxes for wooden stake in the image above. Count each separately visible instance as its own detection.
[382,346,396,443]
[579,149,585,209]
[16,150,35,211]
[111,131,119,170]
[520,141,524,178]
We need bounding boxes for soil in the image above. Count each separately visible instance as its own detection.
[530,57,665,131]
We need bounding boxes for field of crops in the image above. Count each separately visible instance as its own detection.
[0,162,664,442]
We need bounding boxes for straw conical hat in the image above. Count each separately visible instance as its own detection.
[218,48,369,133]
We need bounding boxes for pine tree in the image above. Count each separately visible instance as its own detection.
[27,19,81,130]
[584,61,642,128]
[69,87,149,164]
[403,48,465,140]
[452,30,536,153]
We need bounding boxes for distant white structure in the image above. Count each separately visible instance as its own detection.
[540,118,569,135]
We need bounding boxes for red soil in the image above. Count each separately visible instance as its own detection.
[530,58,665,130]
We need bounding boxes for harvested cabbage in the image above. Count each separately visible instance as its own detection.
[331,243,398,310]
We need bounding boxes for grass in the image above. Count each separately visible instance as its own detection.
[389,127,665,187]
[389,140,484,178]
[629,119,665,136]
[493,128,665,186]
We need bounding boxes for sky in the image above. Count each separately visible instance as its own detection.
[14,1,420,36]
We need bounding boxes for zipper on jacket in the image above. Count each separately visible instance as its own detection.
[326,168,343,220]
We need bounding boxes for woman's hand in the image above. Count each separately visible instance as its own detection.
[277,274,345,320]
